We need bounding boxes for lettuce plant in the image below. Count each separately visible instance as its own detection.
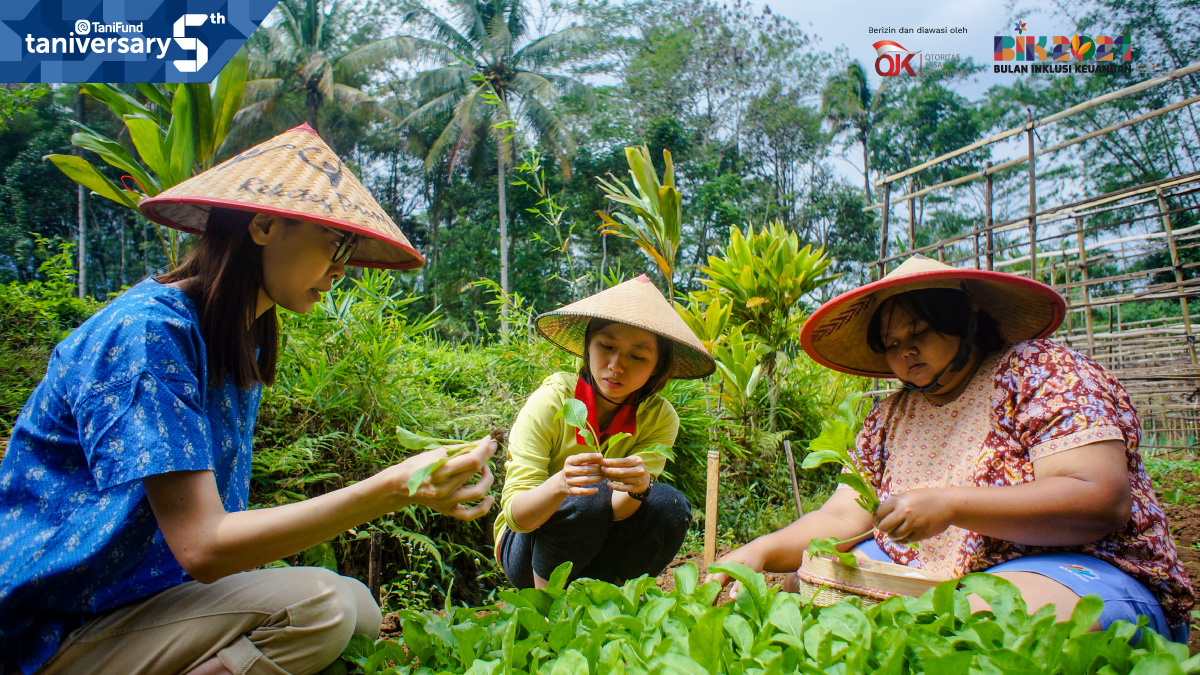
[394,426,482,495]
[324,562,1197,674]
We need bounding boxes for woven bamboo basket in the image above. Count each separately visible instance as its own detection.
[794,551,951,607]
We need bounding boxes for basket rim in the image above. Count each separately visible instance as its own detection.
[795,566,899,602]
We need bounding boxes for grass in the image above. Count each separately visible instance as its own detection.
[1144,457,1200,507]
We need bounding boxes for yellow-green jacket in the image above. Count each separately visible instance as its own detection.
[494,372,679,549]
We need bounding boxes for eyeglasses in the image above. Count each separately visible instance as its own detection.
[324,227,360,265]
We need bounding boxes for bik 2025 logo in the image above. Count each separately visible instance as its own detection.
[0,0,279,83]
[993,20,1138,74]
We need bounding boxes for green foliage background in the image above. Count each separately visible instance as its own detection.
[0,248,850,609]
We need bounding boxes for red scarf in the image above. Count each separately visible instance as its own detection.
[573,376,638,446]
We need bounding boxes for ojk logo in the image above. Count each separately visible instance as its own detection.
[873,40,921,76]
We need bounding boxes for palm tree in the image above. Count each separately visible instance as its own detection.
[237,0,414,142]
[398,0,593,330]
[821,61,877,201]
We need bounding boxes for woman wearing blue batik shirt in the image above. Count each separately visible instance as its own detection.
[0,125,495,675]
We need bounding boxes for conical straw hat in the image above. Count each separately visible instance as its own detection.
[536,275,716,379]
[139,124,424,269]
[800,255,1066,378]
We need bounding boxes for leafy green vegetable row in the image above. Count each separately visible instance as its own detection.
[325,561,1198,675]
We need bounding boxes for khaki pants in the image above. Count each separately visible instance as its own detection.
[35,567,382,675]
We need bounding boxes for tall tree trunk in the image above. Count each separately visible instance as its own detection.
[77,182,87,297]
[497,136,510,335]
[119,213,126,286]
[307,88,321,138]
[861,130,872,202]
[75,92,87,298]
[426,184,439,310]
[91,211,108,292]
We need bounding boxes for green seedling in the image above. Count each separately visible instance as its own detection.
[801,393,879,513]
[807,535,861,567]
[394,426,480,496]
[557,397,675,462]
[802,394,916,567]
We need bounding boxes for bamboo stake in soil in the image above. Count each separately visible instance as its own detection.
[1061,254,1074,347]
[704,450,720,568]
[369,532,382,603]
[908,177,917,252]
[783,440,804,520]
[1109,307,1117,372]
[985,161,994,271]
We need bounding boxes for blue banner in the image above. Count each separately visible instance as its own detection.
[1,0,278,83]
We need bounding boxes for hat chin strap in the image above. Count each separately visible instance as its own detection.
[899,308,978,394]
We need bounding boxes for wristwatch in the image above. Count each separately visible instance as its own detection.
[629,482,653,502]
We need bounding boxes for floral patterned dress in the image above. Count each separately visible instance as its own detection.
[852,339,1193,626]
[0,279,261,674]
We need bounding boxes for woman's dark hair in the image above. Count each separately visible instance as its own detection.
[156,207,278,389]
[579,318,675,404]
[866,287,1004,356]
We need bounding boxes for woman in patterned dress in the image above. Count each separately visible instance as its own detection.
[0,126,495,675]
[709,255,1193,642]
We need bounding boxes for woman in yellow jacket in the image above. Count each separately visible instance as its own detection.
[494,275,715,588]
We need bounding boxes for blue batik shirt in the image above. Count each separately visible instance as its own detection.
[0,279,261,673]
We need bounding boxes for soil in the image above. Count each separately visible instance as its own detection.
[379,613,401,639]
[654,544,791,605]
[1162,501,1200,654]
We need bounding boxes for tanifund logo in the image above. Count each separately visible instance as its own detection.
[22,12,225,74]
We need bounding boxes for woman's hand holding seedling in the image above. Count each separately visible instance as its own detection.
[559,452,605,495]
[556,398,664,495]
[556,452,650,496]
[389,427,498,520]
[873,487,954,545]
[601,455,651,494]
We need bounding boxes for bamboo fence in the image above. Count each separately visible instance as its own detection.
[866,61,1200,457]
